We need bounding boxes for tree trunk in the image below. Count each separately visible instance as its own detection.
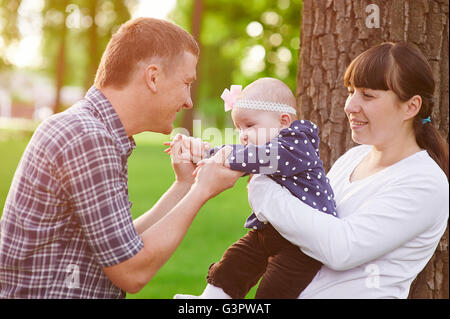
[181,0,203,136]
[52,1,69,114]
[296,0,449,298]
[84,0,99,91]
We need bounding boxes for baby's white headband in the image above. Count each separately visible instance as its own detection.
[221,85,297,115]
[234,99,297,115]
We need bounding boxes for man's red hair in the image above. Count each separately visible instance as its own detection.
[94,17,199,89]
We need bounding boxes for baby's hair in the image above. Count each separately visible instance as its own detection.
[239,78,298,119]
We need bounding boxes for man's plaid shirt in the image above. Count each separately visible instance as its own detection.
[0,87,144,298]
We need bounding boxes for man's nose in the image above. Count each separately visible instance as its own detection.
[184,95,193,109]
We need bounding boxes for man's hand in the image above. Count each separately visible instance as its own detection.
[193,144,231,177]
[165,134,195,185]
[164,134,210,185]
[164,134,210,162]
[192,146,243,200]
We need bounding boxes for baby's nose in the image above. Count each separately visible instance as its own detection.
[239,131,248,145]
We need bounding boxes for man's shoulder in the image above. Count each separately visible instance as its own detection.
[51,99,108,131]
[33,100,112,155]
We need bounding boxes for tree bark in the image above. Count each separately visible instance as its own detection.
[296,0,449,298]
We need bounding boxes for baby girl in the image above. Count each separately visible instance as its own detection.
[173,77,337,299]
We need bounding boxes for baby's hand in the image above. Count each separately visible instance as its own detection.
[193,145,232,177]
[164,134,210,164]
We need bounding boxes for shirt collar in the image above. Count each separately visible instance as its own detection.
[84,86,136,158]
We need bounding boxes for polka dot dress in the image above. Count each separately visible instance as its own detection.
[217,120,338,230]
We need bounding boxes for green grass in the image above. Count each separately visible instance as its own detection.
[0,132,259,299]
[0,135,31,209]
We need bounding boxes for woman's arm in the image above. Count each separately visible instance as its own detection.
[248,174,448,271]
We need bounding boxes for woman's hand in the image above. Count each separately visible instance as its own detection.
[192,146,244,200]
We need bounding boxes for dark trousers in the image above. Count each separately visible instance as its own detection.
[206,224,322,299]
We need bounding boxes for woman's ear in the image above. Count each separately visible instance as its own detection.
[144,64,159,93]
[403,95,422,120]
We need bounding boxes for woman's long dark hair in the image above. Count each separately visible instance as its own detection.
[344,42,449,179]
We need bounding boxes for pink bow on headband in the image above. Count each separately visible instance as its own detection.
[221,85,242,112]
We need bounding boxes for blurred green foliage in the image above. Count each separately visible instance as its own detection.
[0,0,20,70]
[170,0,302,128]
[0,0,131,91]
[1,0,301,126]
[41,0,131,90]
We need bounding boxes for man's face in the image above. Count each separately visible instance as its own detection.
[151,51,198,134]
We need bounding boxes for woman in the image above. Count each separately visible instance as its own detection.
[244,42,449,298]
[195,42,449,298]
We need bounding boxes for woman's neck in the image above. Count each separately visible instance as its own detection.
[369,131,421,168]
[350,131,421,183]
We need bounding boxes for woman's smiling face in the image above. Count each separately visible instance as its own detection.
[344,87,406,147]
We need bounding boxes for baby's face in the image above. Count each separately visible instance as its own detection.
[231,107,287,146]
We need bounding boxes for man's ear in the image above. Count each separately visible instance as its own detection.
[403,95,422,120]
[280,113,291,127]
[144,64,159,93]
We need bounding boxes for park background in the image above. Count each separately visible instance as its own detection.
[0,0,448,298]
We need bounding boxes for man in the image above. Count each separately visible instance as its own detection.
[0,17,240,298]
